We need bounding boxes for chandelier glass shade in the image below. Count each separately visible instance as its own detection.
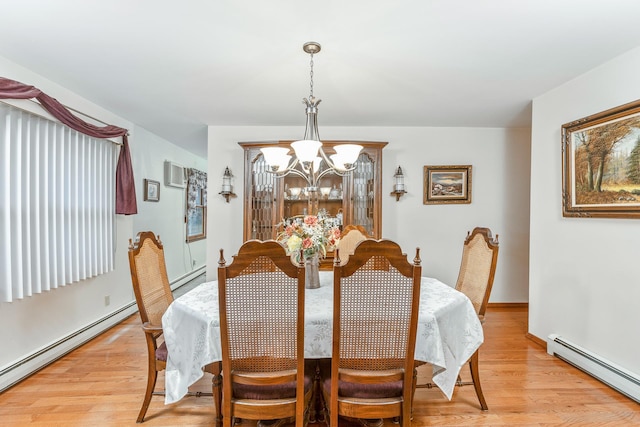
[260,42,363,191]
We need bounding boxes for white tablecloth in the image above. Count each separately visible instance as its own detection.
[162,272,483,404]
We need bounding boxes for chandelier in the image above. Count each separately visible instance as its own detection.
[261,42,363,193]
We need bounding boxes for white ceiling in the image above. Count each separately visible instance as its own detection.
[2,1,640,158]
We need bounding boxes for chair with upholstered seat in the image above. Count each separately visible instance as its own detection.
[413,227,499,411]
[335,224,369,266]
[337,227,392,274]
[217,240,313,427]
[453,227,499,410]
[128,231,219,423]
[322,239,422,427]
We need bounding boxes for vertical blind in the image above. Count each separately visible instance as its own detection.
[0,102,116,303]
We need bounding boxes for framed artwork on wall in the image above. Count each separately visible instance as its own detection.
[562,99,640,218]
[143,179,160,202]
[423,165,472,205]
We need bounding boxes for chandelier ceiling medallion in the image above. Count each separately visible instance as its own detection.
[261,42,363,192]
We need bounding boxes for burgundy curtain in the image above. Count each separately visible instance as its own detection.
[0,77,137,214]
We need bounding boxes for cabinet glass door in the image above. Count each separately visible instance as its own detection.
[350,152,375,236]
[250,153,279,240]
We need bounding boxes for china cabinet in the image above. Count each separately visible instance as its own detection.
[239,140,387,246]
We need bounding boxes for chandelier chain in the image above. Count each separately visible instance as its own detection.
[309,52,314,99]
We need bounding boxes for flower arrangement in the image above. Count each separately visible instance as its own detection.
[277,211,341,262]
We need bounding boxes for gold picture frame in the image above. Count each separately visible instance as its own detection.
[423,165,472,205]
[562,100,640,218]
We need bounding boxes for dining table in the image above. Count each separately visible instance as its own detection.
[161,270,483,405]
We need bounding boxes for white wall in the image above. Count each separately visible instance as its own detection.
[0,56,206,384]
[130,127,208,277]
[530,46,640,375]
[207,125,531,304]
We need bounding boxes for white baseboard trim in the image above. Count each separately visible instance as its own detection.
[0,267,206,393]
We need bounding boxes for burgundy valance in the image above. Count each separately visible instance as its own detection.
[0,77,137,214]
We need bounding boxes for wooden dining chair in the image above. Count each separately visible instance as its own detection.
[413,227,499,411]
[322,239,422,427]
[335,224,369,266]
[128,231,219,423]
[217,240,313,427]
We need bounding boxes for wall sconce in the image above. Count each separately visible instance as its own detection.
[219,166,237,203]
[390,166,407,201]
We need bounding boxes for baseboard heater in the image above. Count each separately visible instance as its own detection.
[547,334,640,403]
[0,302,138,393]
[0,268,206,393]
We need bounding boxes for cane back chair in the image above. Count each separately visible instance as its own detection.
[414,227,499,410]
[335,224,369,266]
[128,231,219,423]
[322,239,422,427]
[217,240,313,427]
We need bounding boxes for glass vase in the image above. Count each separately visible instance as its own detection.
[304,253,321,289]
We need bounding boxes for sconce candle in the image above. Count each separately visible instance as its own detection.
[391,166,407,201]
[394,166,405,191]
[219,166,237,202]
[222,167,232,192]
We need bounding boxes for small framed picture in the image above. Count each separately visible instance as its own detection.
[424,165,472,205]
[144,179,160,202]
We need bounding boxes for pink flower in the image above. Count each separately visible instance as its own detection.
[285,224,296,236]
[332,228,341,240]
[302,237,314,249]
[304,215,318,226]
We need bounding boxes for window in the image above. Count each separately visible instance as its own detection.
[0,102,117,302]
[186,168,207,242]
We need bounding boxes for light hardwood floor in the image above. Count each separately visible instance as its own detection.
[0,306,638,426]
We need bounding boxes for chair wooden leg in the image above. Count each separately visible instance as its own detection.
[410,367,418,419]
[137,363,158,422]
[309,362,320,423]
[211,362,223,427]
[402,391,412,426]
[468,350,488,410]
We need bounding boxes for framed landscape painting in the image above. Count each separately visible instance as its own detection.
[562,100,640,218]
[423,165,472,205]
